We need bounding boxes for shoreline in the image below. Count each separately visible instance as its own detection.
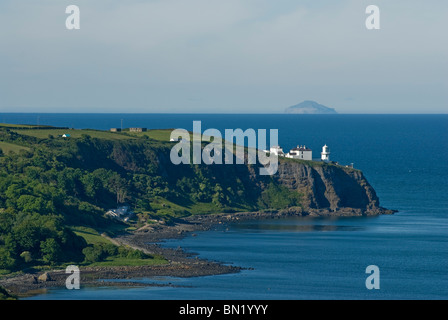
[0,207,395,298]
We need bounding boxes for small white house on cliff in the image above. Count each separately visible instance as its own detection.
[269,146,285,156]
[286,145,312,160]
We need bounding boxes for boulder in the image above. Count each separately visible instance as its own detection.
[38,272,52,282]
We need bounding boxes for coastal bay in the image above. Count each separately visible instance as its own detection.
[0,206,395,297]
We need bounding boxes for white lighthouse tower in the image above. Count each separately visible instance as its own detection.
[321,144,330,162]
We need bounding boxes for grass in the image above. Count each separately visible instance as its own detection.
[12,129,135,141]
[9,125,239,147]
[128,129,173,141]
[11,127,183,143]
[0,141,30,154]
[128,129,203,142]
[187,201,249,215]
[71,226,113,246]
[0,123,46,129]
[146,195,251,218]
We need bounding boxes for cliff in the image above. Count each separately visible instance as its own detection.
[117,142,392,217]
[0,129,392,223]
[99,139,393,217]
[275,161,392,216]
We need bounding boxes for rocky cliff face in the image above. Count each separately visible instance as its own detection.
[109,140,392,216]
[275,161,392,215]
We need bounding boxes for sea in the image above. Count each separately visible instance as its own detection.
[2,113,447,300]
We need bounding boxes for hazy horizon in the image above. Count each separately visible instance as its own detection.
[2,111,447,115]
[0,0,446,114]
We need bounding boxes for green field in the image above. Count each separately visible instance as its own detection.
[12,129,136,141]
[128,129,208,142]
[128,129,177,141]
[6,124,198,143]
[0,141,30,154]
[71,226,114,246]
[11,127,182,142]
[0,123,44,129]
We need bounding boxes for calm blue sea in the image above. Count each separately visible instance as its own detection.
[4,113,447,300]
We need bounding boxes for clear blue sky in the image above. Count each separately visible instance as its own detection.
[0,0,446,113]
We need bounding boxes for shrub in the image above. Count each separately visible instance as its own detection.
[257,182,302,209]
[82,245,105,263]
[40,238,62,264]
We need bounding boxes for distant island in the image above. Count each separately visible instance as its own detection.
[285,100,337,114]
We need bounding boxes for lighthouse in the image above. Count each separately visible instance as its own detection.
[321,144,330,162]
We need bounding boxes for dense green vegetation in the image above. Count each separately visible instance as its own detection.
[0,125,303,273]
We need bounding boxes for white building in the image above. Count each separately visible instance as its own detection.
[269,146,285,156]
[106,206,132,221]
[286,145,312,160]
[321,144,330,162]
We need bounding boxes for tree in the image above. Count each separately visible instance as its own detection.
[81,173,102,200]
[13,219,40,251]
[108,174,128,204]
[82,245,105,263]
[40,238,61,264]
[0,246,17,270]
[16,195,46,214]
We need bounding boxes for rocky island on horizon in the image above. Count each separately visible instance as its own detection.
[285,100,338,114]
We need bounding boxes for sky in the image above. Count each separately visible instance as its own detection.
[0,0,446,114]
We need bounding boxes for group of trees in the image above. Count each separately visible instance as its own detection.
[82,243,150,264]
[0,210,86,270]
[0,131,145,271]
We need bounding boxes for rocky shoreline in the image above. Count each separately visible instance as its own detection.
[0,207,395,298]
